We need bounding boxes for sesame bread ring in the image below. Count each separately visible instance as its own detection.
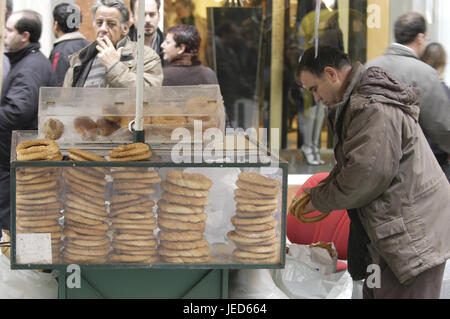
[233,255,279,264]
[289,192,330,224]
[64,168,107,186]
[109,142,151,158]
[113,187,155,195]
[234,219,278,232]
[236,180,279,196]
[16,196,60,206]
[238,172,280,187]
[157,200,205,215]
[158,246,210,258]
[66,179,106,198]
[233,249,277,259]
[166,170,213,190]
[112,221,157,231]
[158,230,203,242]
[63,229,106,241]
[17,219,60,228]
[161,181,209,198]
[64,202,107,218]
[109,151,152,162]
[65,241,110,252]
[113,229,153,236]
[113,249,158,257]
[64,225,108,237]
[112,238,157,247]
[65,193,105,210]
[236,204,278,212]
[231,215,275,226]
[18,213,61,221]
[68,148,106,162]
[159,238,209,250]
[158,218,206,232]
[62,252,108,264]
[161,255,210,264]
[16,174,57,186]
[157,210,207,224]
[64,219,109,232]
[16,138,56,151]
[227,231,277,245]
[17,224,62,234]
[235,209,276,218]
[109,194,143,204]
[63,169,107,188]
[234,188,277,200]
[64,209,107,225]
[16,190,59,200]
[236,243,278,254]
[108,253,159,263]
[113,182,158,191]
[113,177,162,185]
[161,192,208,206]
[234,196,278,206]
[110,204,155,217]
[111,198,153,211]
[64,246,110,257]
[112,233,155,241]
[16,169,52,182]
[16,200,62,211]
[16,181,58,193]
[112,212,155,220]
[234,228,276,239]
[112,242,157,251]
[65,237,110,247]
[16,209,61,218]
[111,215,156,225]
[111,170,159,179]
[17,145,60,161]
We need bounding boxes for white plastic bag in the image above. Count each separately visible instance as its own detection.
[229,269,289,299]
[271,244,353,299]
[0,253,58,299]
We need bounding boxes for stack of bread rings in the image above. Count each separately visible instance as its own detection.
[108,167,161,263]
[289,192,329,223]
[15,139,64,263]
[227,172,281,264]
[157,170,212,264]
[61,148,110,264]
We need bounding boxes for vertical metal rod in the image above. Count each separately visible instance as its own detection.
[134,0,145,142]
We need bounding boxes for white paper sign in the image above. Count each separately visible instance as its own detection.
[16,233,52,264]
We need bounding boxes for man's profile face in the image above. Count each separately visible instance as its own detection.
[300,69,340,108]
[4,13,26,52]
[133,0,159,37]
[94,5,128,46]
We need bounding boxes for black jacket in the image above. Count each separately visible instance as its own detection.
[0,42,56,230]
[128,25,166,66]
[0,42,57,168]
[50,33,90,86]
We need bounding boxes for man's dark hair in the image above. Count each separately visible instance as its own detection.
[14,10,42,43]
[296,45,351,79]
[5,0,13,21]
[167,24,201,54]
[394,12,427,45]
[53,3,82,33]
[130,0,161,14]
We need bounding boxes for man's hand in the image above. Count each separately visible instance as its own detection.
[96,36,123,69]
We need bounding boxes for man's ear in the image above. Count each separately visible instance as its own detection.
[122,21,130,35]
[324,66,338,82]
[178,43,186,55]
[21,31,31,43]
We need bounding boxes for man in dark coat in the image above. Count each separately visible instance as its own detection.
[0,10,57,233]
[50,3,90,86]
[128,0,165,65]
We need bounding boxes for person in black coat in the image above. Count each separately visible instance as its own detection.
[49,3,90,86]
[1,10,57,233]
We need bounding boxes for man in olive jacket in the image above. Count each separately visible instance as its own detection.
[63,0,162,88]
[366,12,450,177]
[297,45,450,299]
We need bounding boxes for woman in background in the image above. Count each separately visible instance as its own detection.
[161,24,218,86]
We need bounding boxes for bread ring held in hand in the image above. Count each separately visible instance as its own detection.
[289,192,329,223]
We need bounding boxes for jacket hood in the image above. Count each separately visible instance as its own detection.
[356,66,421,121]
